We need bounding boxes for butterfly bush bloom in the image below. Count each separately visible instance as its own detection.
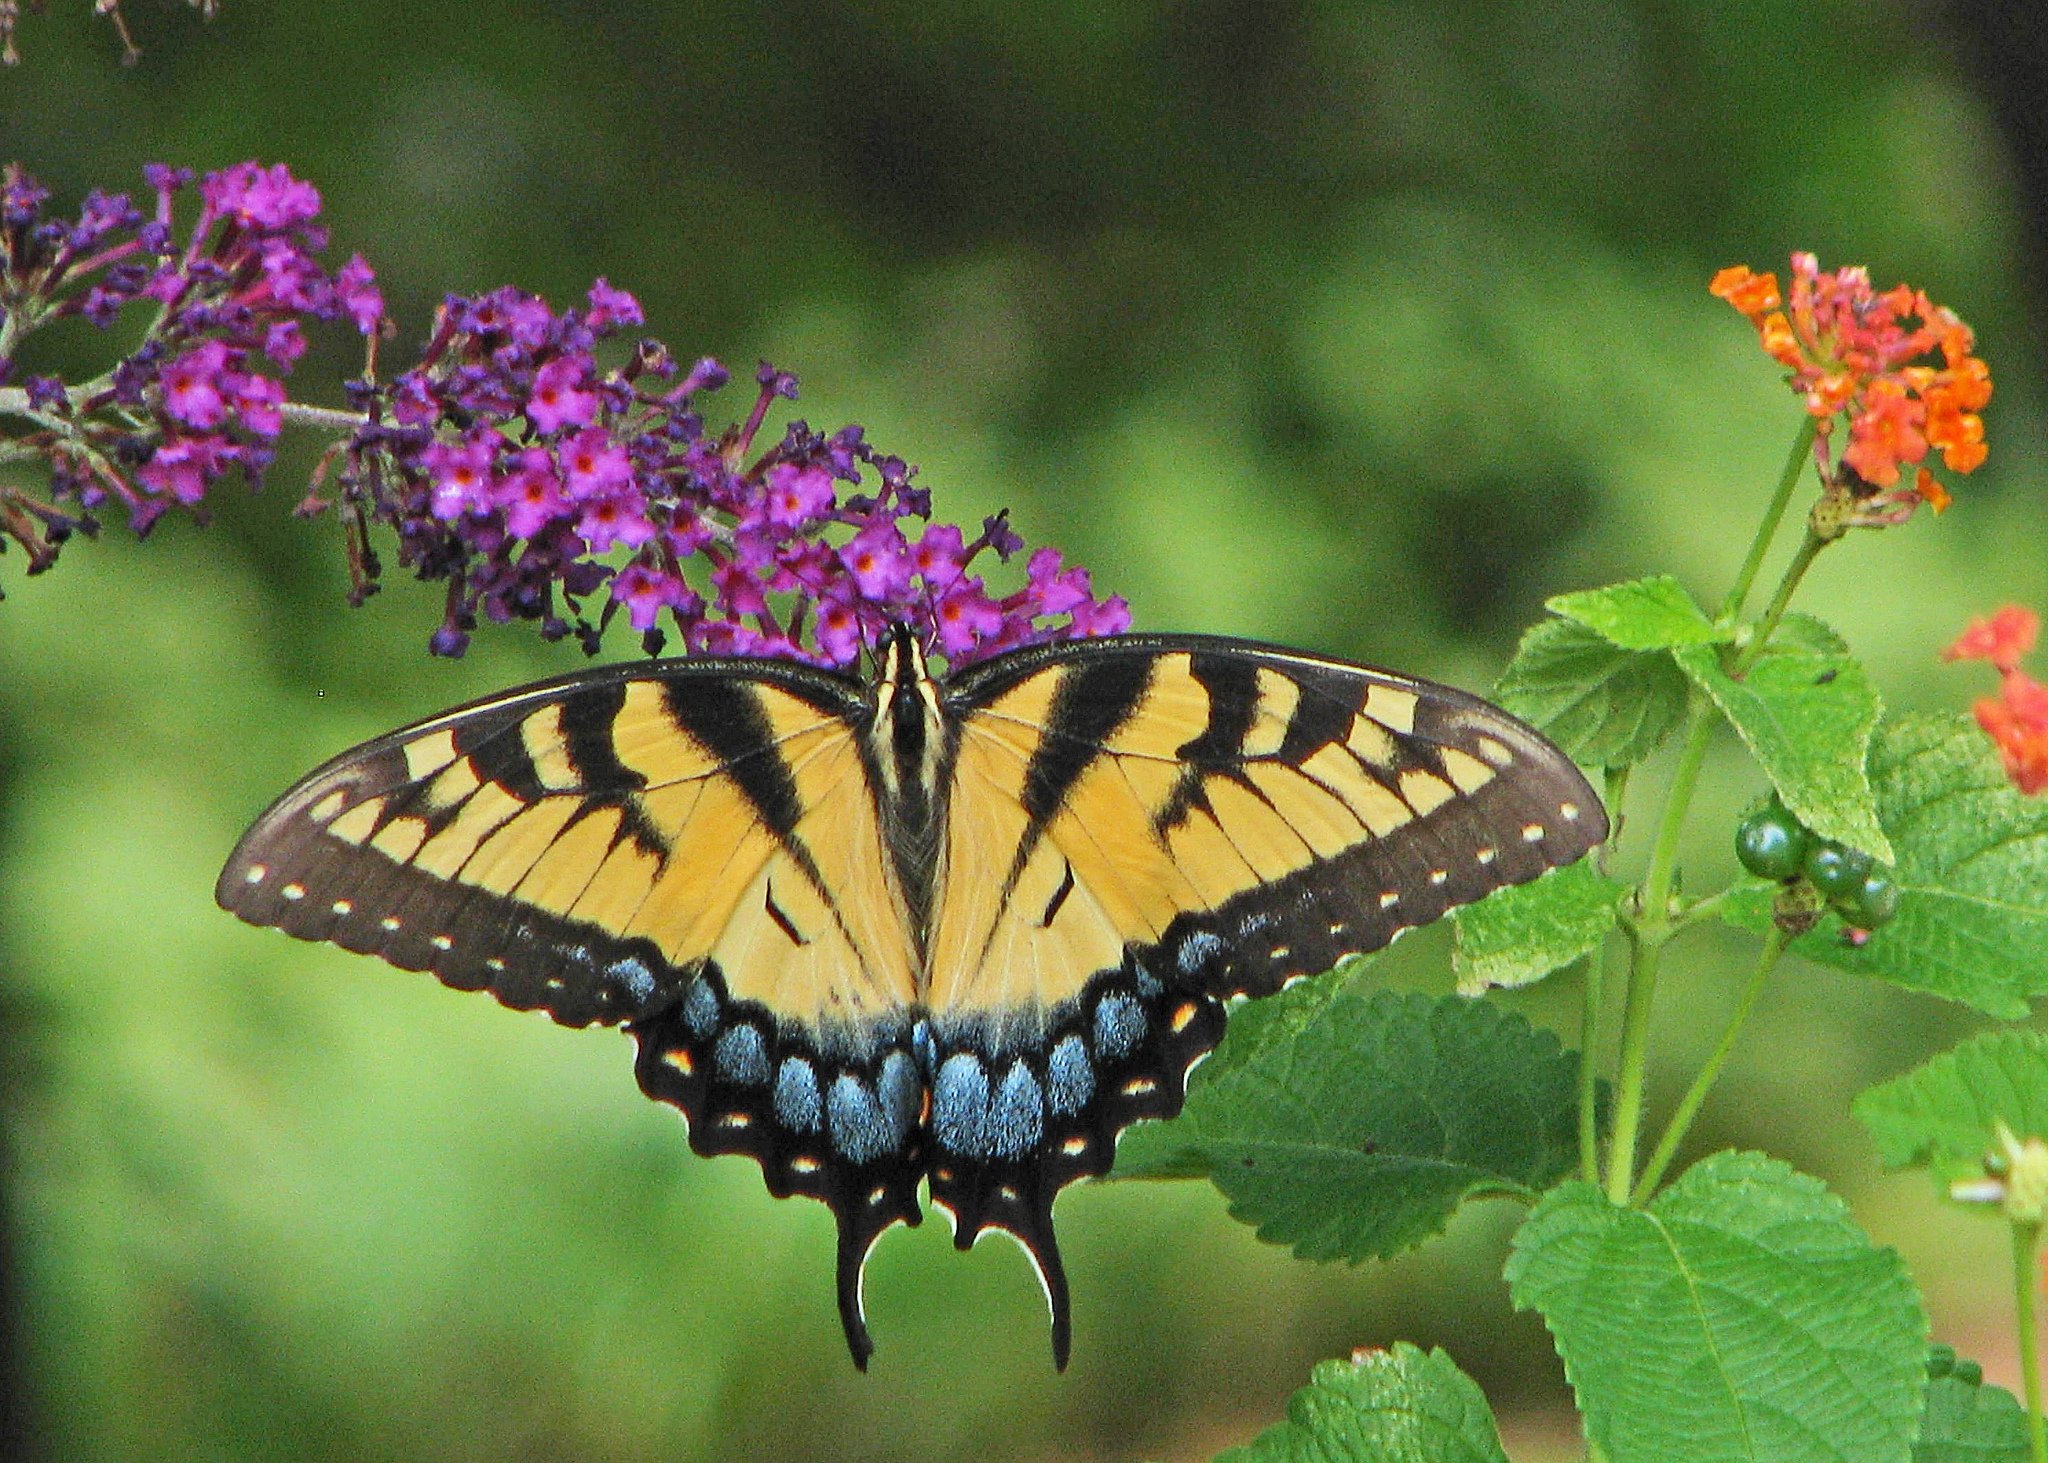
[1712,253,1991,525]
[0,160,380,579]
[337,285,1128,666]
[1944,605,2048,794]
[0,159,1129,664]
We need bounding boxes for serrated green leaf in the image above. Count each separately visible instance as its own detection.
[1914,1359,2031,1462]
[1453,858,1626,993]
[1506,1151,1928,1463]
[1114,987,1585,1262]
[1495,616,1690,768]
[1853,1031,2048,1188]
[1547,575,1727,650]
[1721,714,2048,1018]
[1216,1343,1511,1463]
[1675,612,1890,860]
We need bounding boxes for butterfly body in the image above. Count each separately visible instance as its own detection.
[219,626,1604,1368]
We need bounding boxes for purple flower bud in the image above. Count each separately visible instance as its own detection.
[335,255,383,335]
[586,278,644,330]
[24,377,67,411]
[981,512,1023,559]
[678,357,728,397]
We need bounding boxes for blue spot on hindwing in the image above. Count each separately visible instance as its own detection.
[827,1075,893,1165]
[987,1063,1044,1158]
[773,1057,822,1132]
[933,1054,990,1154]
[681,976,719,1037]
[713,1024,769,1086]
[1046,1035,1095,1116]
[877,1051,920,1137]
[1093,991,1147,1062]
[608,955,656,1002]
[1176,931,1225,978]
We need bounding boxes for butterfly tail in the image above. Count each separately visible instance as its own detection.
[836,1217,880,1371]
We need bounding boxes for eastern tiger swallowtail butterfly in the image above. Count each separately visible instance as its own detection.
[217,626,1605,1368]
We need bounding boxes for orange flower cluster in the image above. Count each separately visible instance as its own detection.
[1944,606,2048,794]
[1712,253,1991,512]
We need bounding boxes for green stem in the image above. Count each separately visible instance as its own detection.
[1580,766,1628,1187]
[1631,924,1788,1203]
[278,400,369,434]
[1605,699,1715,1206]
[1733,527,1828,677]
[1580,938,1610,1186]
[2017,1219,2047,1463]
[1718,419,1817,623]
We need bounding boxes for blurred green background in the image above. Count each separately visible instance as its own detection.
[3,2,2045,1458]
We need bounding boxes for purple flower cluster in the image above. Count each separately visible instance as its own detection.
[0,160,382,562]
[3,157,1131,667]
[341,288,1129,666]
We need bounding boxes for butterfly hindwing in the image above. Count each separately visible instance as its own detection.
[920,636,1606,1354]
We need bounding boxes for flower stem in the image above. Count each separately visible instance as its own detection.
[1605,698,1715,1206]
[1580,766,1628,1187]
[278,400,370,434]
[1733,527,1828,676]
[1631,923,1788,1203]
[1580,938,1610,1186]
[2016,1219,2047,1463]
[1718,419,1817,623]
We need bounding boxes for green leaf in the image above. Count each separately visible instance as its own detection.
[1453,857,1626,993]
[1914,1352,2031,1462]
[1216,1343,1511,1463]
[1547,575,1727,651]
[1495,616,1690,768]
[1114,986,1585,1262]
[1506,1151,1928,1463]
[1853,1031,2048,1187]
[1722,714,2048,1018]
[1674,612,1890,860]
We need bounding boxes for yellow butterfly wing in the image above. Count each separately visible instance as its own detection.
[919,636,1606,1360]
[217,658,930,1350]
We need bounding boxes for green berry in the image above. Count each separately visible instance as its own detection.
[1804,841,1872,898]
[1834,870,1901,929]
[1735,805,1811,880]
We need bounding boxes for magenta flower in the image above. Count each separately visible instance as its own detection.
[559,427,633,500]
[839,521,913,602]
[527,356,600,435]
[423,436,496,520]
[763,462,835,529]
[160,341,232,429]
[493,450,569,538]
[200,161,322,231]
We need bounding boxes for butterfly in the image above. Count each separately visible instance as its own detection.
[217,625,1605,1368]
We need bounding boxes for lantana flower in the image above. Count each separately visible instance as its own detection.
[1945,605,2048,794]
[1712,253,1991,521]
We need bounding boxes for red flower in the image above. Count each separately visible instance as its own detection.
[1944,605,2038,675]
[1947,606,2048,794]
[1714,252,1992,511]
